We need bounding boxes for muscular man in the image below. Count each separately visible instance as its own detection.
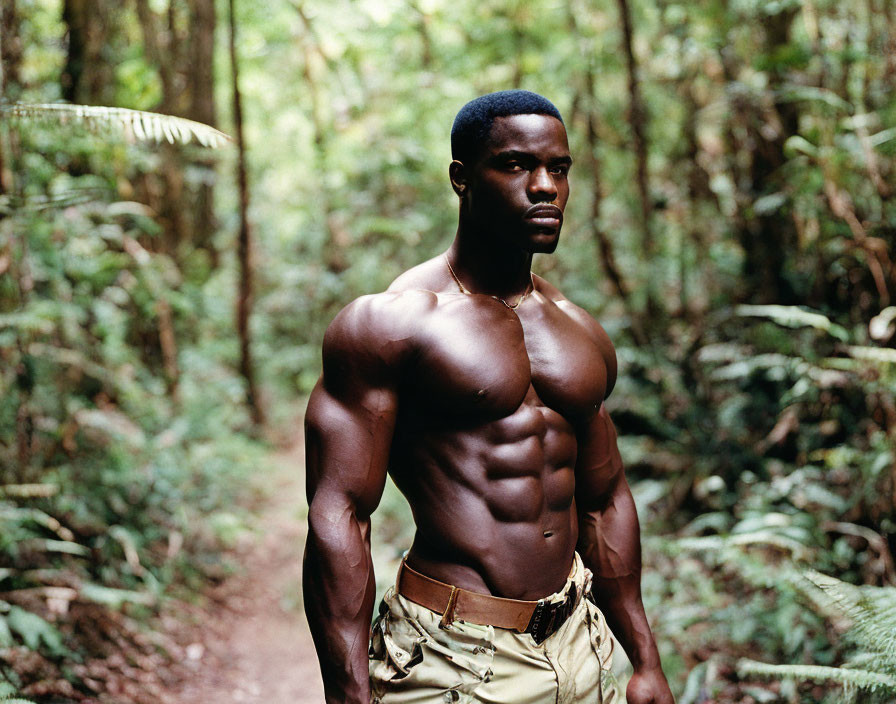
[304,90,674,704]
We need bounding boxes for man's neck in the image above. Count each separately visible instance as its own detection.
[447,231,534,301]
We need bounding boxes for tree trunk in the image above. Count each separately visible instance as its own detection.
[720,5,799,303]
[293,3,350,273]
[566,0,645,341]
[886,0,896,88]
[584,108,631,306]
[188,0,218,262]
[745,9,799,303]
[9,134,32,480]
[229,0,264,428]
[584,102,648,346]
[61,0,117,104]
[134,0,176,110]
[1,0,23,101]
[0,0,23,196]
[614,0,656,313]
[134,0,218,265]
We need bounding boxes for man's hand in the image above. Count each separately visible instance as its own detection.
[626,666,675,704]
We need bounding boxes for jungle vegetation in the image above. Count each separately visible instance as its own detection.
[0,0,894,701]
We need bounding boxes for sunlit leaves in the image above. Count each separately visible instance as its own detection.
[3,103,231,148]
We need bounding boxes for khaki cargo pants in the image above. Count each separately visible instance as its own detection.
[369,553,621,703]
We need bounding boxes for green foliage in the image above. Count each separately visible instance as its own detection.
[6,0,895,700]
[1,606,65,656]
[0,56,262,698]
[802,571,896,670]
[2,103,231,148]
[0,682,35,704]
[639,303,896,699]
[737,572,896,703]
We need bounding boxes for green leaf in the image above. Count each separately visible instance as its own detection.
[80,583,155,608]
[783,135,818,158]
[6,606,65,654]
[777,86,852,112]
[738,660,896,692]
[3,103,232,149]
[736,305,850,341]
[37,539,89,556]
[847,346,896,365]
[0,614,14,647]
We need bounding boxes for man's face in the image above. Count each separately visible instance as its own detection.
[462,113,571,254]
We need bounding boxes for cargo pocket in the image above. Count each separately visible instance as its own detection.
[370,605,495,703]
[369,610,424,682]
[584,598,621,703]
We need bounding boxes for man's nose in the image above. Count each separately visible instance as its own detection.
[528,166,558,201]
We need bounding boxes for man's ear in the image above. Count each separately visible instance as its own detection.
[449,160,467,197]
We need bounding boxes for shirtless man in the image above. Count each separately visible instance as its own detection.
[304,90,674,704]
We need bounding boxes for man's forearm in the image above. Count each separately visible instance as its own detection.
[304,500,375,704]
[577,478,662,672]
[589,566,662,671]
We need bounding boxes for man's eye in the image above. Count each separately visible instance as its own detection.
[506,162,524,171]
[550,166,569,176]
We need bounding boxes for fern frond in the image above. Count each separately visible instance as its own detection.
[0,674,39,702]
[0,188,114,212]
[804,571,896,667]
[708,353,793,382]
[847,346,896,365]
[0,505,75,541]
[0,483,60,498]
[735,304,849,340]
[674,520,812,560]
[737,659,896,692]
[2,103,232,148]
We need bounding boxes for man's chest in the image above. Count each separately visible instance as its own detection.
[404,296,609,421]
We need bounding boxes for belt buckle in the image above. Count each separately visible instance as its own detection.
[526,599,550,645]
[526,583,577,645]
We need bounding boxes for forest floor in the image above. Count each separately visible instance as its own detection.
[162,424,325,704]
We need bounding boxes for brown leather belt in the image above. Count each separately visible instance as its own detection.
[395,560,580,644]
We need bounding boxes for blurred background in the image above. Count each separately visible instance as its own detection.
[1,0,894,702]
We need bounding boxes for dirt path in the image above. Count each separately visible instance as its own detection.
[165,434,325,704]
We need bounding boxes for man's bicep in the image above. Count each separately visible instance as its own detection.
[575,404,625,511]
[304,295,405,512]
[305,378,397,517]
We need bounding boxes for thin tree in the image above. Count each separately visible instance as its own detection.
[1,0,22,194]
[614,0,657,315]
[228,0,264,427]
[188,0,218,260]
[291,2,350,273]
[1,0,33,479]
[565,0,646,343]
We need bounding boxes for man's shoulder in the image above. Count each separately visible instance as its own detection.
[319,290,436,387]
[323,256,450,367]
[325,289,437,355]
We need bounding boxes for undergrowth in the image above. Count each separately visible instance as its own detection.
[0,120,264,701]
[627,305,896,702]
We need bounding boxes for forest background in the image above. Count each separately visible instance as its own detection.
[1,0,895,702]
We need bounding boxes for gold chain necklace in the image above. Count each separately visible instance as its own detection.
[444,255,534,310]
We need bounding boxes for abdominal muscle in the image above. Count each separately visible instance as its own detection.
[389,390,581,601]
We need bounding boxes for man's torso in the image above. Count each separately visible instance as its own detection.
[366,256,616,600]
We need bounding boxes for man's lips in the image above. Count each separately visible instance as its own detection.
[525,204,563,227]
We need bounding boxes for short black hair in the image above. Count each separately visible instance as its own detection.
[450,90,564,164]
